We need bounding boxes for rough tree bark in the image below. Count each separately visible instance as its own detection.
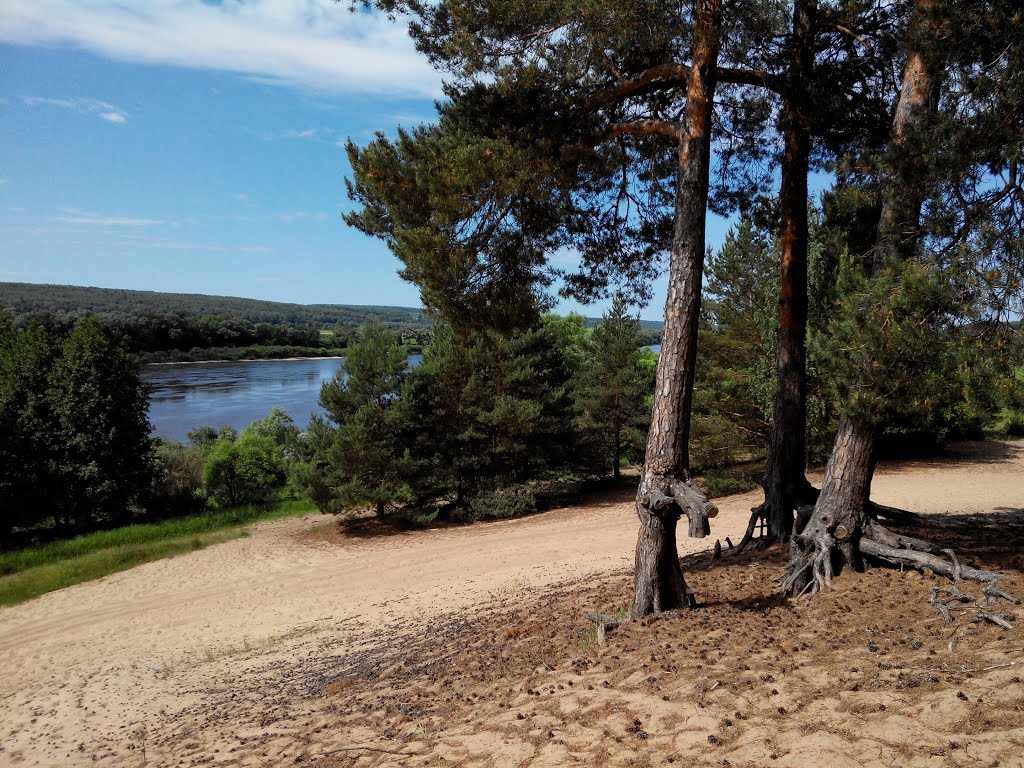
[748,0,819,547]
[631,0,722,618]
[782,0,981,595]
[783,416,875,593]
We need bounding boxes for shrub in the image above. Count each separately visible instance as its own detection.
[1005,410,1024,437]
[150,440,207,517]
[202,435,285,508]
[466,485,538,520]
[287,460,337,512]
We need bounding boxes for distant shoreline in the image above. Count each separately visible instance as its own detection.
[145,355,347,367]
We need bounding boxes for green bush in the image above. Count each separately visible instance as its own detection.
[150,440,207,517]
[202,435,285,508]
[466,485,538,520]
[1005,410,1024,437]
[287,459,338,512]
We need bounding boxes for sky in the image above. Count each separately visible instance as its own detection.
[0,0,734,321]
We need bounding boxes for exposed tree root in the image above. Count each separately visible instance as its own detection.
[733,504,772,554]
[868,501,923,526]
[585,611,627,646]
[781,524,836,597]
[863,519,937,553]
[783,522,1019,631]
[859,539,1005,583]
[736,494,922,554]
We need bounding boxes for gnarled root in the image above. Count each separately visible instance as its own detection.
[867,501,923,527]
[781,524,837,597]
[735,482,820,554]
[739,496,920,556]
[782,520,1019,629]
[733,503,772,555]
[859,538,1005,583]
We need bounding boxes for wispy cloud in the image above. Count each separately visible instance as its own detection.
[0,0,442,97]
[283,127,324,140]
[273,210,329,223]
[125,239,270,254]
[21,95,129,123]
[53,208,164,226]
[0,178,8,185]
[249,126,342,143]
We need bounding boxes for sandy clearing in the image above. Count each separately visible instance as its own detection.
[0,440,1021,766]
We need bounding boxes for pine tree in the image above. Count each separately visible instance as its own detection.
[576,295,650,479]
[318,325,413,517]
[403,321,577,519]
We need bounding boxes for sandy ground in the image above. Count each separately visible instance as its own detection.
[0,441,1022,767]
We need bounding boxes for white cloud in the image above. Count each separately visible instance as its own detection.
[0,178,8,185]
[53,209,164,226]
[273,210,329,223]
[283,127,325,140]
[21,95,129,123]
[128,239,270,253]
[249,126,347,143]
[0,0,442,97]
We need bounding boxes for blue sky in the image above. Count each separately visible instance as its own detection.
[0,0,733,321]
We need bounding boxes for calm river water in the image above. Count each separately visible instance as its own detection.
[142,356,421,442]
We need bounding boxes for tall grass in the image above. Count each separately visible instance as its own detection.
[0,499,316,607]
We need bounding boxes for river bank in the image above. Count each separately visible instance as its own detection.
[146,354,347,366]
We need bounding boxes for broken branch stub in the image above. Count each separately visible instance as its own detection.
[671,478,717,539]
[639,479,716,539]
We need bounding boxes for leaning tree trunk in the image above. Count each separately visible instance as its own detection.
[784,0,941,594]
[751,0,818,546]
[631,0,722,618]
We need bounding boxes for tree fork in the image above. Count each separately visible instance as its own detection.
[631,0,722,619]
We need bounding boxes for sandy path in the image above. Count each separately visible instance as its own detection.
[0,441,1021,766]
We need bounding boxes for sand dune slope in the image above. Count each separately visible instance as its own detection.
[0,441,1021,767]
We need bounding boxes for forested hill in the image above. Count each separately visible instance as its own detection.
[0,282,431,328]
[0,283,664,361]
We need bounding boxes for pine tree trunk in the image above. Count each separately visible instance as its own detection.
[760,0,817,542]
[613,428,621,480]
[632,0,722,618]
[783,0,939,594]
[783,417,875,593]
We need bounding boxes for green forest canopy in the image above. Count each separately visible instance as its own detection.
[0,282,432,328]
[0,282,666,331]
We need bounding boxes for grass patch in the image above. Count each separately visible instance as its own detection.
[0,499,317,607]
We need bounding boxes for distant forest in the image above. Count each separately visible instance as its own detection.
[0,282,663,361]
[0,282,434,361]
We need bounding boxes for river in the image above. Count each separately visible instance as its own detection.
[142,356,421,443]
[144,346,654,443]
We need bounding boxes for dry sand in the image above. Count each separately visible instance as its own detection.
[0,441,1022,767]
